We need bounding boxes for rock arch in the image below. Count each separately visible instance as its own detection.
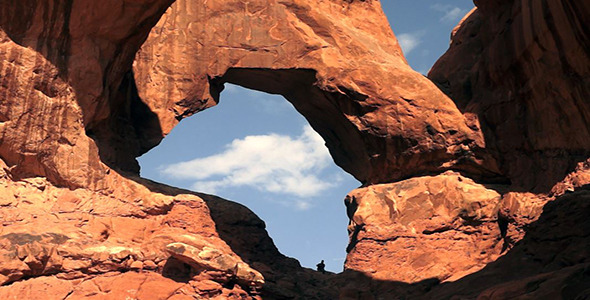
[1,0,590,298]
[130,0,500,187]
[0,0,499,190]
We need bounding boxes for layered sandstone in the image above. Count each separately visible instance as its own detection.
[0,157,344,299]
[0,158,264,298]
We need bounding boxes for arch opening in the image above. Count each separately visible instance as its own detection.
[138,83,360,272]
[208,68,374,185]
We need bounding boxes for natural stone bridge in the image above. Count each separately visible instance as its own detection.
[0,0,588,298]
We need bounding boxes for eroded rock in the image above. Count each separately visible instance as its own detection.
[133,0,500,185]
[0,0,588,299]
[429,1,590,191]
[344,171,504,282]
[0,167,264,297]
[166,242,264,288]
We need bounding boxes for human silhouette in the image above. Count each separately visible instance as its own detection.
[316,260,326,273]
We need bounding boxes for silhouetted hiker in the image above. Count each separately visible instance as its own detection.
[316,260,326,273]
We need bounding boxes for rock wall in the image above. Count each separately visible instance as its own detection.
[0,0,589,299]
[342,0,590,289]
[429,0,590,191]
[0,157,308,299]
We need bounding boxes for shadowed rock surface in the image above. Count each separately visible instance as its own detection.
[0,0,589,299]
[0,0,176,189]
[429,0,590,191]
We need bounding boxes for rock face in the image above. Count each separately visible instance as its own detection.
[344,171,504,283]
[423,185,590,299]
[0,0,174,188]
[0,159,341,299]
[429,0,590,191]
[341,0,590,291]
[0,159,264,298]
[0,0,589,299]
[133,0,500,185]
[338,185,590,300]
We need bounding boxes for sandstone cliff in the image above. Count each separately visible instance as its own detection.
[0,0,589,299]
[429,0,590,191]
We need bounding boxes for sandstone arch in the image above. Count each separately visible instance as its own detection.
[131,0,500,187]
[0,0,500,190]
[2,0,589,298]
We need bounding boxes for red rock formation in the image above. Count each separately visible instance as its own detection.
[0,0,589,299]
[133,0,500,185]
[338,185,590,300]
[344,171,504,283]
[429,0,590,191]
[0,0,174,188]
[341,0,590,291]
[0,158,266,298]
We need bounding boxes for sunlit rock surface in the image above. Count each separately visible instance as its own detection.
[133,0,499,185]
[0,0,589,298]
[344,171,504,283]
[0,159,264,298]
[429,0,590,191]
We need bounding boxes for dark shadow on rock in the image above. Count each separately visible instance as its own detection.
[421,184,590,299]
[130,176,342,299]
[116,62,588,298]
[85,70,164,174]
[428,5,590,194]
[130,177,590,299]
[161,257,193,283]
[209,68,372,185]
[209,67,505,187]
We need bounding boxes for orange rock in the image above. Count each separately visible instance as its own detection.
[132,0,499,185]
[0,170,269,297]
[0,0,588,299]
[344,171,503,282]
[0,276,73,300]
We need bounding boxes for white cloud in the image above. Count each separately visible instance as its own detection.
[397,31,425,55]
[294,201,312,211]
[161,125,335,200]
[430,4,468,23]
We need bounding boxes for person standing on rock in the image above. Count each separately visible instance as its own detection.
[316,260,326,273]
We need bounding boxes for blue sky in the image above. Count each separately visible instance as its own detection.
[138,1,475,272]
